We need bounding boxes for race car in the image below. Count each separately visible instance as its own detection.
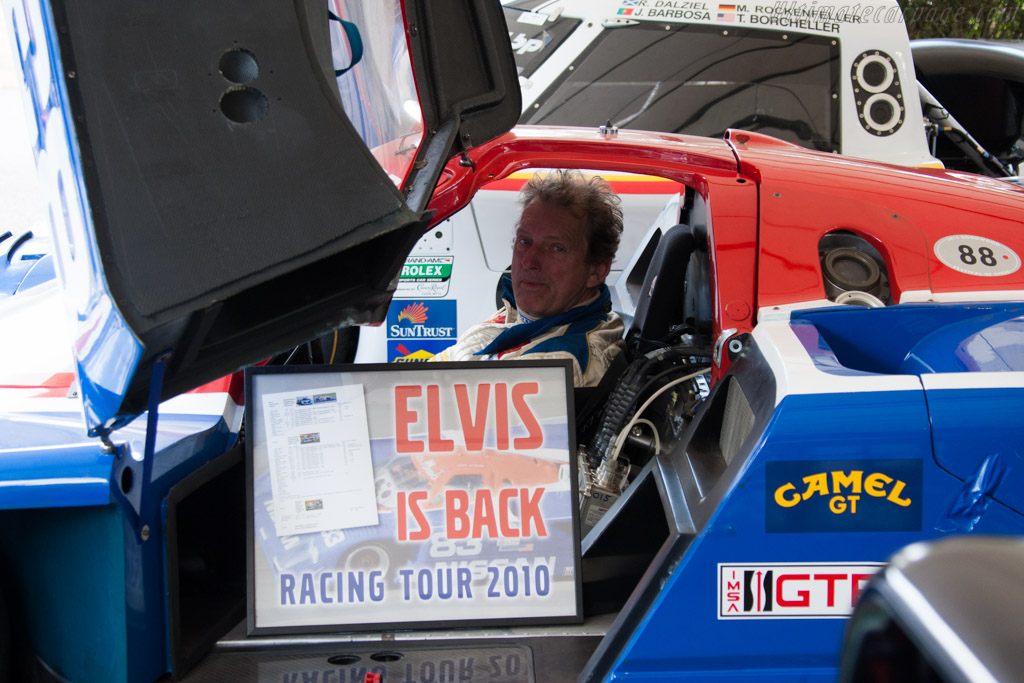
[1,0,1024,681]
[360,0,1020,367]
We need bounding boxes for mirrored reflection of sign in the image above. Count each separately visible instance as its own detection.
[253,646,534,682]
[246,361,581,634]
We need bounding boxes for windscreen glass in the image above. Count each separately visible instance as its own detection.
[522,22,840,152]
[330,0,423,186]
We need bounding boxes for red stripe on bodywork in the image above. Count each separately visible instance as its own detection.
[188,372,245,405]
[0,372,76,390]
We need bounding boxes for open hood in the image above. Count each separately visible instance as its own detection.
[9,0,520,434]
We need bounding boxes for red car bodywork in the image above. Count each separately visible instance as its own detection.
[429,127,1024,380]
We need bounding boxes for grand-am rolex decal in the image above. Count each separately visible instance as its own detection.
[766,459,922,533]
[718,563,883,618]
[396,256,454,298]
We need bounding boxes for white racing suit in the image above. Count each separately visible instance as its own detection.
[432,278,624,388]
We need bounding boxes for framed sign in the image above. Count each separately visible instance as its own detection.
[245,360,582,634]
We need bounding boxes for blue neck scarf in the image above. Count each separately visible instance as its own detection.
[474,276,612,357]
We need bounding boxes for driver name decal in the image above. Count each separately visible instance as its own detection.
[616,0,712,20]
[616,0,851,31]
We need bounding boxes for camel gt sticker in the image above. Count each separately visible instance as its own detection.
[718,563,883,618]
[766,459,922,533]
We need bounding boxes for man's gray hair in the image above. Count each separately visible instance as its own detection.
[519,169,624,266]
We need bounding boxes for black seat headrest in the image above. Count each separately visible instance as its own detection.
[627,224,697,355]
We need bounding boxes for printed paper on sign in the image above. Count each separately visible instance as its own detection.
[262,384,378,536]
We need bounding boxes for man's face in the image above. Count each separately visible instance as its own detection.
[511,199,609,320]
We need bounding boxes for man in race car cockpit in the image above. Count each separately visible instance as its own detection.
[431,169,625,387]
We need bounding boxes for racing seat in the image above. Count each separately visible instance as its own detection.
[575,222,704,445]
[578,222,713,464]
[626,222,699,356]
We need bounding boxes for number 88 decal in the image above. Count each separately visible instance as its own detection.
[935,235,1021,276]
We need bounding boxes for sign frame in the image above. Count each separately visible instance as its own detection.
[244,360,583,635]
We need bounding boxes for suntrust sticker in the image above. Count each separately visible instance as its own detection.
[386,300,457,362]
[718,563,882,618]
[766,459,922,532]
[387,300,456,339]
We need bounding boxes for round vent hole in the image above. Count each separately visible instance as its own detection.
[220,87,269,124]
[370,651,404,663]
[219,48,259,84]
[861,60,888,88]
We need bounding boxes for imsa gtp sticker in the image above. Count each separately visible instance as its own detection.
[718,563,883,619]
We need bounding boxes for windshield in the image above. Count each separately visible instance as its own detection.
[329,0,423,186]
[519,21,840,152]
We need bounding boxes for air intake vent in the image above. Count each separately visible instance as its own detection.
[720,377,754,465]
[851,50,905,136]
